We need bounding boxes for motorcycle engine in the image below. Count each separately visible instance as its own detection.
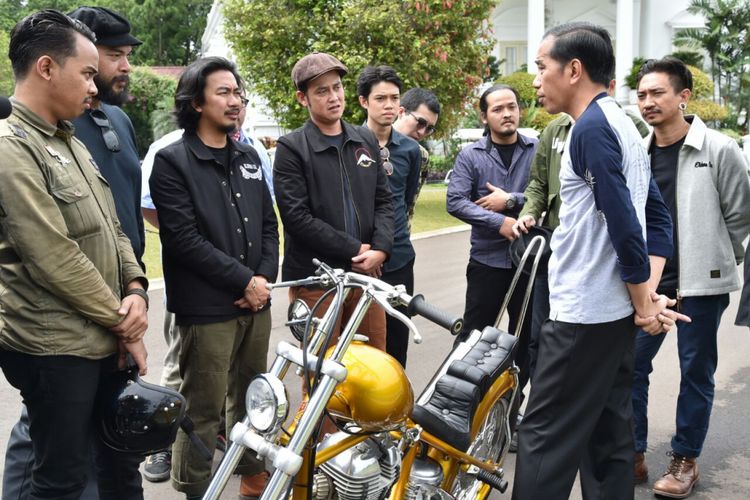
[313,432,401,500]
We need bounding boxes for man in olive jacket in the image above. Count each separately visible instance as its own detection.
[0,10,148,499]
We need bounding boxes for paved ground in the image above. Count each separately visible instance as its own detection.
[1,229,748,499]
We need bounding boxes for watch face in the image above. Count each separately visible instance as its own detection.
[506,197,515,209]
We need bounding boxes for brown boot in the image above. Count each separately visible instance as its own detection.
[653,452,699,498]
[239,470,270,500]
[634,452,648,484]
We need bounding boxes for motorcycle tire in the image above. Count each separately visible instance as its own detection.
[450,391,514,500]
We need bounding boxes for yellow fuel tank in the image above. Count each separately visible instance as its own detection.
[325,342,414,430]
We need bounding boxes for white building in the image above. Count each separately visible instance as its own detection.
[202,0,704,136]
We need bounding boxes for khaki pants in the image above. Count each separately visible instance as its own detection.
[290,286,386,350]
[171,311,271,496]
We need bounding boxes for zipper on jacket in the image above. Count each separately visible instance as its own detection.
[338,142,362,237]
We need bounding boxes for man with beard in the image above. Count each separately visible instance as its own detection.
[0,9,148,500]
[150,57,278,500]
[2,7,147,500]
[446,84,537,392]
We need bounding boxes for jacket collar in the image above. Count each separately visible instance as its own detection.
[477,130,535,153]
[9,97,75,139]
[183,131,254,162]
[644,114,705,152]
[304,119,367,152]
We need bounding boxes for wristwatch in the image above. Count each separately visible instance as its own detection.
[505,194,516,210]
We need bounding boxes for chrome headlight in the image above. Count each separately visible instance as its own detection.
[246,374,288,434]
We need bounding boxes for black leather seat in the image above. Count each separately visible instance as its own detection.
[411,326,518,451]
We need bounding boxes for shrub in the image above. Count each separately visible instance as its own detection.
[687,65,713,99]
[122,67,178,157]
[687,99,728,122]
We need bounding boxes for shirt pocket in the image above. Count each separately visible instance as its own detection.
[50,183,101,240]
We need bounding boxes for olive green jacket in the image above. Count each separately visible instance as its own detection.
[520,111,650,229]
[0,99,146,359]
[519,114,572,229]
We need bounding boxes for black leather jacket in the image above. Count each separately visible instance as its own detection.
[274,120,394,280]
[150,133,278,324]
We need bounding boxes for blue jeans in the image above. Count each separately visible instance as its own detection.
[632,294,729,457]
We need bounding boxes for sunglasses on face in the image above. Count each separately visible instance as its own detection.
[380,146,394,176]
[89,109,121,152]
[407,111,436,135]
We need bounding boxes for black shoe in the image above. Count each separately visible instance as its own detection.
[143,450,171,483]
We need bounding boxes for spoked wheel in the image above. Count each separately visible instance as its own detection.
[450,392,514,500]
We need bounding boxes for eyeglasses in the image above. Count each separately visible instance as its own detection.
[240,96,249,107]
[89,109,121,152]
[380,146,393,176]
[407,111,436,135]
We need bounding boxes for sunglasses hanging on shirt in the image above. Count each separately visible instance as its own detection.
[380,146,394,176]
[89,109,121,152]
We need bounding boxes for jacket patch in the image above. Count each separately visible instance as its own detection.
[89,158,100,172]
[354,147,375,168]
[239,163,262,180]
[694,161,713,168]
[44,145,71,166]
[710,269,721,278]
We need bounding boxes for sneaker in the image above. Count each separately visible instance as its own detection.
[652,451,699,498]
[509,412,523,453]
[143,450,171,483]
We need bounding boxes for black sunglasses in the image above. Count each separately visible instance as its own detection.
[89,109,121,152]
[407,111,436,135]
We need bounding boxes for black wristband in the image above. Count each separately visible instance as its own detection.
[125,288,149,309]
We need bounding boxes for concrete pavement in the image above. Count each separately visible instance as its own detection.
[0,229,748,499]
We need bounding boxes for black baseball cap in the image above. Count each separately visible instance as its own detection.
[68,6,142,47]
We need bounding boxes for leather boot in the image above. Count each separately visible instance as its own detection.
[239,470,270,500]
[653,452,699,498]
[634,452,648,484]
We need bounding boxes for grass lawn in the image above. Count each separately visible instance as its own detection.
[143,184,464,279]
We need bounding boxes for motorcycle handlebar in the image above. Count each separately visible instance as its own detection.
[407,294,463,336]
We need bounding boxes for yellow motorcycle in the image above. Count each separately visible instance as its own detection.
[203,236,546,500]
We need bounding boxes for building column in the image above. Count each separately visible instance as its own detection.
[615,0,635,103]
[527,0,545,73]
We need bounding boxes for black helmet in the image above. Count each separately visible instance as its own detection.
[95,366,186,455]
[509,225,554,276]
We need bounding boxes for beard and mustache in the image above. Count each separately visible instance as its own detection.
[95,74,130,107]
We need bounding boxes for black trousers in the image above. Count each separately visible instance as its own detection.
[512,316,636,500]
[0,351,144,500]
[381,258,415,367]
[457,259,532,392]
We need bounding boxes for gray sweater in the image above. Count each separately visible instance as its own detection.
[644,115,750,297]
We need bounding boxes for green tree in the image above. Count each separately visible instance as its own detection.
[223,0,496,134]
[0,0,211,66]
[0,30,13,95]
[674,0,750,131]
[121,67,178,157]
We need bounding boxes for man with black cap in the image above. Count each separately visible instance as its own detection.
[274,52,394,349]
[3,6,147,500]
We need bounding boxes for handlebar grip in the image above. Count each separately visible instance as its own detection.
[407,294,463,335]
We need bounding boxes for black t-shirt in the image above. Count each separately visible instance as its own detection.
[650,135,685,297]
[493,141,517,168]
[322,133,360,240]
[206,144,231,169]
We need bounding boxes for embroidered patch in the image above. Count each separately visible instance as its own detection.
[354,147,375,168]
[44,145,71,166]
[9,124,27,139]
[583,168,596,191]
[239,163,262,180]
[694,161,713,168]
